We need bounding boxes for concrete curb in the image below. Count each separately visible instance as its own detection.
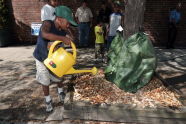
[60,101,186,124]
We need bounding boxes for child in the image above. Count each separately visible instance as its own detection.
[106,4,122,51]
[41,0,59,21]
[94,20,105,60]
[33,6,77,112]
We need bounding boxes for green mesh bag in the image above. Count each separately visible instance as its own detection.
[105,32,157,93]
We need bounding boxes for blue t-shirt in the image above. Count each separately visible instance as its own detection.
[169,9,181,23]
[33,21,66,62]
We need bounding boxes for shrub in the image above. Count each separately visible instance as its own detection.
[0,0,9,29]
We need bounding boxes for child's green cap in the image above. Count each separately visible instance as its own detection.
[55,6,77,26]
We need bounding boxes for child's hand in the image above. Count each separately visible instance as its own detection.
[47,42,53,49]
[62,37,71,45]
[66,34,74,41]
[47,42,60,51]
[97,32,103,35]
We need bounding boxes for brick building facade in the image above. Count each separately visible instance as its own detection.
[7,0,186,47]
[144,0,186,47]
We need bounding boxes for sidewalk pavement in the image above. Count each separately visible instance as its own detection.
[155,48,186,101]
[0,46,186,123]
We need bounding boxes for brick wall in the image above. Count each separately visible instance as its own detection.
[8,0,101,44]
[8,0,44,43]
[7,0,186,47]
[144,0,186,47]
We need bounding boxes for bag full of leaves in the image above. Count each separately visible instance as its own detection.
[105,32,157,93]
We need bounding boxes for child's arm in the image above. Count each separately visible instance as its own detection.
[97,28,104,35]
[41,21,71,45]
[97,31,103,35]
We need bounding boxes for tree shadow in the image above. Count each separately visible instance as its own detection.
[0,50,105,121]
[166,74,186,95]
[155,49,186,62]
[74,48,106,69]
[0,61,50,121]
[155,49,186,97]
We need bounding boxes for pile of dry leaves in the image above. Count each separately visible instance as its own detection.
[73,70,182,108]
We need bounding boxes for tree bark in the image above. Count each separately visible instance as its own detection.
[124,0,146,39]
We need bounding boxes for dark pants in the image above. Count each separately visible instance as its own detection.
[78,23,90,47]
[107,36,115,51]
[167,23,177,48]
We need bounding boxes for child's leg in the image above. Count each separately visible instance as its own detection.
[42,85,53,111]
[57,81,65,93]
[35,59,51,98]
[50,75,65,103]
[95,44,99,59]
[107,36,115,51]
[100,44,104,59]
[42,85,50,96]
[35,59,53,112]
[97,44,102,58]
[43,85,53,112]
[57,81,66,104]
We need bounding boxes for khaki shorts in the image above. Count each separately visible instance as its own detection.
[35,59,63,86]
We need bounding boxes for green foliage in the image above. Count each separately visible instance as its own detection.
[0,0,9,29]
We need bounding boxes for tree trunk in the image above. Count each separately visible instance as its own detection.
[124,0,146,39]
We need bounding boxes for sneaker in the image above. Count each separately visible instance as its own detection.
[59,92,66,104]
[45,100,53,112]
